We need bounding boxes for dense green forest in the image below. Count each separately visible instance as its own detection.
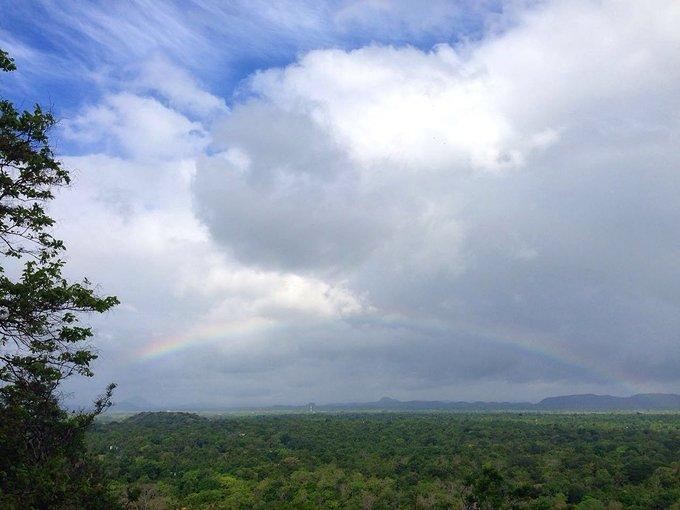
[88,412,680,509]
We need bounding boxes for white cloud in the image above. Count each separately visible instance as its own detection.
[249,44,523,171]
[473,0,680,128]
[193,267,368,319]
[135,55,228,118]
[64,93,209,160]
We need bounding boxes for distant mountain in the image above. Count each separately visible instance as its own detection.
[268,393,680,412]
[110,393,680,414]
[536,393,680,411]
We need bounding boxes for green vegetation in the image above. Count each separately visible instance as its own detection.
[89,412,680,509]
[0,49,119,509]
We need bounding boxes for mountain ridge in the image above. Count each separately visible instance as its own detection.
[111,393,680,412]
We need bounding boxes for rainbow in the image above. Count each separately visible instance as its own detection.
[444,319,639,394]
[137,316,274,360]
[136,313,642,394]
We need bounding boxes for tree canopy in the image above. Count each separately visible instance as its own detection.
[89,412,680,509]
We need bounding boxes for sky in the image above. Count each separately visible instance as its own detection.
[1,0,680,408]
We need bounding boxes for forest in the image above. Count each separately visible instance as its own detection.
[88,411,680,509]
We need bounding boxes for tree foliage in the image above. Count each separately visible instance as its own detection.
[0,48,119,509]
[90,412,680,509]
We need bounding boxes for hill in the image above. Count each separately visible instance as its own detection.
[123,411,207,426]
[537,393,680,411]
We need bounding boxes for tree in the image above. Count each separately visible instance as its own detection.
[0,49,119,509]
[463,465,510,509]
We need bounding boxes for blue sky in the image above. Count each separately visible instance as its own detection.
[2,1,680,408]
[1,1,504,116]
